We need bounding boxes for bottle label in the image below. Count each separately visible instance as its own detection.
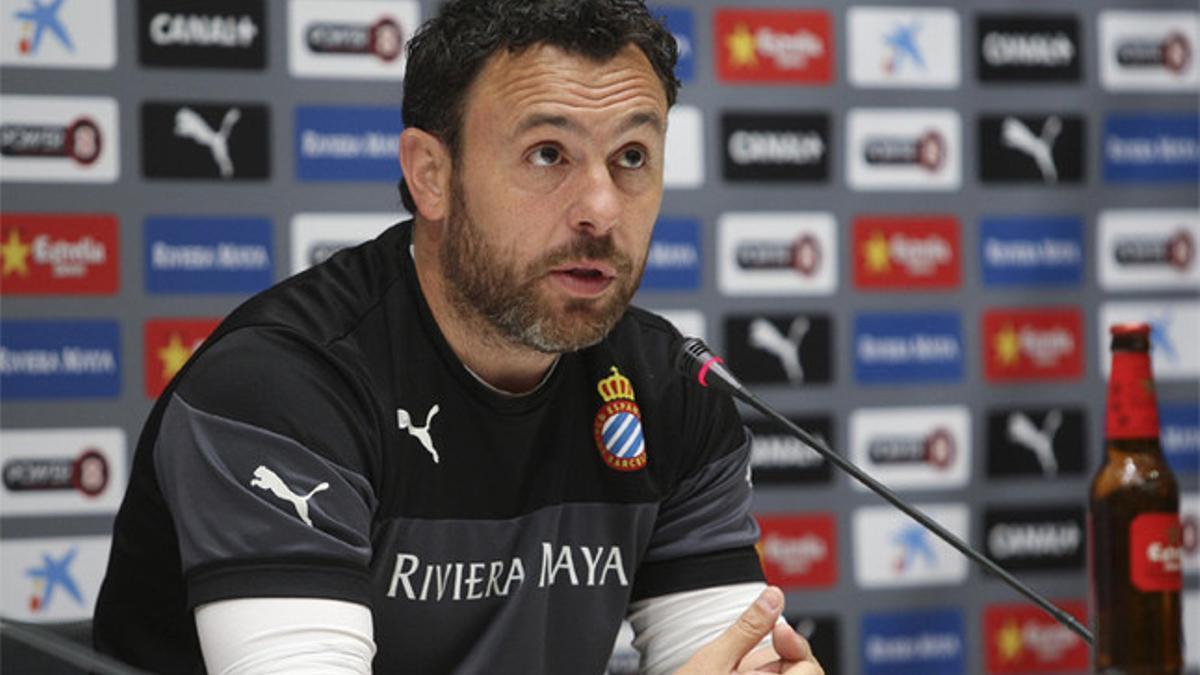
[1106,351,1160,439]
[1129,513,1183,592]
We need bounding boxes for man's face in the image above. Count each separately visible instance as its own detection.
[441,43,668,353]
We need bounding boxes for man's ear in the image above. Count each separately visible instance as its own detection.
[399,128,451,221]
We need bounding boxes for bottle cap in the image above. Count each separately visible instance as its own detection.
[1109,322,1150,337]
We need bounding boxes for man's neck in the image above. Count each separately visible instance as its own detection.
[411,222,559,395]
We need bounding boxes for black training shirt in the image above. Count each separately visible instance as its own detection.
[94,221,763,674]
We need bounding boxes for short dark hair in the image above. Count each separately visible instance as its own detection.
[398,0,680,213]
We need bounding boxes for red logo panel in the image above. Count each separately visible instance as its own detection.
[144,319,221,398]
[0,213,118,295]
[715,10,833,84]
[852,215,961,290]
[984,601,1089,673]
[982,308,1083,382]
[1129,513,1183,592]
[755,513,837,588]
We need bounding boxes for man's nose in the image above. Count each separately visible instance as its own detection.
[568,162,621,237]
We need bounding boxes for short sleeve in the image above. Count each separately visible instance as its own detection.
[632,389,764,601]
[155,327,381,609]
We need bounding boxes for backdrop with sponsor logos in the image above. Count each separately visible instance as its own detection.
[0,1,1197,673]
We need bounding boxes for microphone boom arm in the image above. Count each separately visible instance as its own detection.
[673,337,1094,645]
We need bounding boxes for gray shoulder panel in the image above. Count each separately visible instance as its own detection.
[643,432,760,562]
[155,394,376,574]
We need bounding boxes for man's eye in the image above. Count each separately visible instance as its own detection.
[617,147,646,169]
[529,146,561,166]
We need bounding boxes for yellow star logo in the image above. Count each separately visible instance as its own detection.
[726,23,758,67]
[157,333,195,381]
[994,324,1021,366]
[863,231,891,273]
[1,228,32,278]
[996,619,1024,661]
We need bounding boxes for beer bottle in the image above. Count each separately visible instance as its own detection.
[1089,323,1183,674]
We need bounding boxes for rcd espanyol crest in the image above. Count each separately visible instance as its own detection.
[593,366,647,471]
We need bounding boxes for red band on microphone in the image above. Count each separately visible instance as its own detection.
[697,357,724,387]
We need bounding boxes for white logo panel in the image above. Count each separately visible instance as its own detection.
[718,212,837,296]
[654,309,706,342]
[1182,493,1198,577]
[1099,11,1199,91]
[664,106,704,189]
[0,95,119,183]
[849,406,970,491]
[846,108,961,191]
[0,0,116,69]
[1,536,111,622]
[0,428,127,516]
[1100,300,1200,380]
[848,7,961,88]
[290,212,402,274]
[288,0,420,79]
[1098,210,1200,291]
[853,503,969,588]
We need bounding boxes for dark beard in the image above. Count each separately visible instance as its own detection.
[439,174,642,353]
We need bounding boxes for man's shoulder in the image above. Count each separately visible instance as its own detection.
[156,222,413,426]
[220,221,410,346]
[601,306,689,404]
[610,306,681,358]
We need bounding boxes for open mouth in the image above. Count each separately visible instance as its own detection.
[565,267,604,279]
[549,261,616,296]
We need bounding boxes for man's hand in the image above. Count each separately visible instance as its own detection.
[673,586,823,674]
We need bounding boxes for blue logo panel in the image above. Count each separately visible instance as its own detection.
[145,216,274,294]
[1161,402,1198,476]
[295,106,404,182]
[649,6,694,82]
[854,312,963,384]
[0,320,121,400]
[979,216,1083,287]
[861,608,965,675]
[641,216,701,291]
[1104,114,1199,183]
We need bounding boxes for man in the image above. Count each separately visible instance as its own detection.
[94,1,822,673]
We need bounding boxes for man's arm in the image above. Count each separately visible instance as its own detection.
[195,598,374,675]
[154,328,381,668]
[670,586,823,675]
[629,581,771,674]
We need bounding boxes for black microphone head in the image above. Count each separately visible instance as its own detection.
[671,335,751,401]
[672,336,713,384]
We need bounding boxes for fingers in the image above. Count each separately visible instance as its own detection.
[726,586,786,652]
[770,621,812,663]
[685,586,785,671]
[743,663,823,675]
[742,624,822,675]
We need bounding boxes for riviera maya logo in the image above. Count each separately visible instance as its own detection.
[593,366,647,472]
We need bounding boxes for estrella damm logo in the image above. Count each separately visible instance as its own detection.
[593,366,647,472]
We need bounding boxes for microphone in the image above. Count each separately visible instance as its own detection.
[672,336,1094,645]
